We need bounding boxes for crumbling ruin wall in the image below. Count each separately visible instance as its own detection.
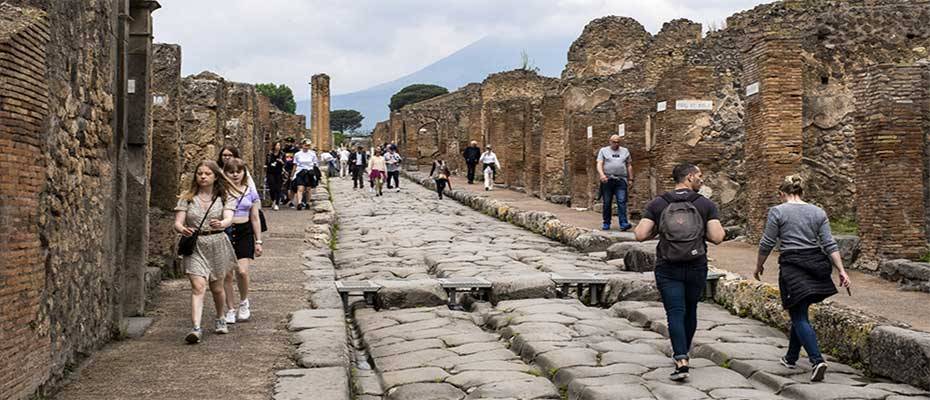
[853,64,929,268]
[268,108,307,146]
[149,43,182,274]
[539,93,568,202]
[372,121,390,147]
[179,72,225,186]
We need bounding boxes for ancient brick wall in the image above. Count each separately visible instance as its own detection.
[372,121,390,147]
[539,94,568,202]
[853,65,929,267]
[0,6,50,399]
[149,43,182,274]
[179,72,225,186]
[268,108,307,145]
[224,82,258,169]
[643,19,702,88]
[652,66,720,189]
[741,34,804,242]
[562,16,650,81]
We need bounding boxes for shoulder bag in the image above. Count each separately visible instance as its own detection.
[177,196,218,256]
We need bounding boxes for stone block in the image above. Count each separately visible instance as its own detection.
[274,368,350,400]
[606,241,656,261]
[385,382,465,400]
[603,273,661,303]
[288,308,344,331]
[621,244,657,272]
[835,235,861,267]
[880,259,930,292]
[123,317,153,339]
[869,326,930,390]
[292,327,349,368]
[374,279,448,309]
[489,273,557,302]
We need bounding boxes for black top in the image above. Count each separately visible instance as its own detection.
[463,147,481,163]
[643,189,720,266]
[348,152,368,170]
[266,151,285,175]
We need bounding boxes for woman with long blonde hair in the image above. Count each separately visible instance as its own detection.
[174,160,241,344]
[222,158,262,325]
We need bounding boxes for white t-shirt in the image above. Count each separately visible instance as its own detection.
[321,152,334,163]
[479,151,499,165]
[294,150,318,172]
[339,149,350,161]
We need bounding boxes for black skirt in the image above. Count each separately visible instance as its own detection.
[778,248,837,309]
[227,222,255,260]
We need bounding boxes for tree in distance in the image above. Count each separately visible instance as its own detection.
[389,84,448,111]
[256,83,296,114]
[330,109,364,133]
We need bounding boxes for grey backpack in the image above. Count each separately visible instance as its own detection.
[657,192,706,263]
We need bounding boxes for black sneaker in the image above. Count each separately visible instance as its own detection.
[780,357,798,370]
[811,362,828,382]
[301,202,309,210]
[296,203,304,211]
[670,365,689,381]
[185,327,202,344]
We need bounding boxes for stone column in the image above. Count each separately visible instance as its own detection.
[852,64,929,267]
[539,94,568,202]
[311,73,332,150]
[123,0,160,317]
[150,43,181,275]
[741,33,803,242]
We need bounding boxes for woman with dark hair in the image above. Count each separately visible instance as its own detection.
[218,145,256,188]
[222,158,262,325]
[174,160,241,344]
[266,142,286,210]
[755,174,852,382]
[434,164,452,200]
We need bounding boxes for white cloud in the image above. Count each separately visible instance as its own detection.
[154,0,766,99]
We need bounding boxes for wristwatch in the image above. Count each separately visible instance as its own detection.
[255,240,263,244]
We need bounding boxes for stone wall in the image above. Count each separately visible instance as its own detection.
[853,64,929,268]
[149,43,181,274]
[0,5,51,399]
[269,108,308,146]
[371,121,390,147]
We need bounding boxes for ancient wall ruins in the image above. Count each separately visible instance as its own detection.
[381,0,930,265]
[0,2,308,398]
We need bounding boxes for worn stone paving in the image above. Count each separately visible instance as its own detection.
[331,177,930,400]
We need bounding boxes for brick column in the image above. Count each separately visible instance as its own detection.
[149,43,182,274]
[0,5,51,399]
[853,64,929,266]
[539,94,568,201]
[652,66,717,192]
[741,34,804,242]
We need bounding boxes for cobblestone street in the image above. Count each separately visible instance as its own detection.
[330,176,930,400]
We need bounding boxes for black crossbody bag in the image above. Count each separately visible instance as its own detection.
[178,196,218,256]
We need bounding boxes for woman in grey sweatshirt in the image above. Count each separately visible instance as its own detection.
[754,175,851,382]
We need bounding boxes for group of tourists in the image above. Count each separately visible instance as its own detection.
[174,145,264,344]
[265,138,322,211]
[338,142,403,196]
[599,132,854,382]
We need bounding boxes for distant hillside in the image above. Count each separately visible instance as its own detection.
[297,34,574,131]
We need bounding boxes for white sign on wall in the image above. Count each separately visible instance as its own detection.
[153,95,166,106]
[746,82,760,96]
[617,123,626,137]
[128,79,136,94]
[656,101,667,112]
[586,126,593,139]
[675,100,713,111]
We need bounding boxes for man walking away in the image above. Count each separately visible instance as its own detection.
[479,145,501,191]
[633,163,725,382]
[339,146,350,178]
[597,134,634,231]
[348,146,368,190]
[463,141,481,184]
[385,147,402,191]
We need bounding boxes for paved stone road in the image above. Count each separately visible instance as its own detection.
[331,177,930,400]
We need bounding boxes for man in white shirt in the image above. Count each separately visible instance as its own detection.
[384,148,403,191]
[291,140,318,210]
[339,147,350,178]
[479,145,501,191]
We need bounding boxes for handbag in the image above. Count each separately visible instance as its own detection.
[234,190,269,233]
[177,196,218,256]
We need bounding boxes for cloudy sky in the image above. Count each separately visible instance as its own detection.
[154,0,767,100]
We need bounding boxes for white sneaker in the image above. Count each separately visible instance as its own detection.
[237,299,251,322]
[225,309,237,324]
[272,204,279,211]
[214,318,229,334]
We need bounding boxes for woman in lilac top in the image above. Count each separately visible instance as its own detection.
[222,158,263,325]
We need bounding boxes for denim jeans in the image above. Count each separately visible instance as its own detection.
[654,263,708,360]
[785,302,825,365]
[601,177,630,227]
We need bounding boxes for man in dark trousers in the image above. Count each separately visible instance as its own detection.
[348,146,368,190]
[462,140,481,184]
[634,163,725,383]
